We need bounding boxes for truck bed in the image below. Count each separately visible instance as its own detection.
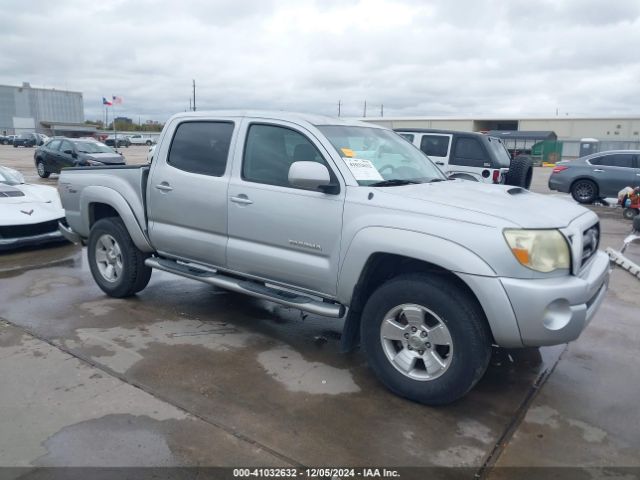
[58,165,150,239]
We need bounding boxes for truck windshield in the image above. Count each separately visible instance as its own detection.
[318,126,446,186]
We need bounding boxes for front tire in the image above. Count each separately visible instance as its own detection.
[361,273,492,405]
[571,179,598,204]
[36,160,50,178]
[88,218,152,297]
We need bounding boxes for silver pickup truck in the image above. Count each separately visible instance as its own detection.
[58,111,610,405]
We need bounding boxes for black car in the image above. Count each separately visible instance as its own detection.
[13,133,38,148]
[104,135,131,148]
[34,138,126,178]
[548,150,640,204]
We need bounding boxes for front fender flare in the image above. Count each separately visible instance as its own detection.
[337,226,496,305]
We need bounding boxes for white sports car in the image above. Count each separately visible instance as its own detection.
[0,166,67,250]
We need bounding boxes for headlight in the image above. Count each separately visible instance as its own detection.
[85,159,104,166]
[503,229,570,273]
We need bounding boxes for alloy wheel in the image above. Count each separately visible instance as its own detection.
[379,304,453,381]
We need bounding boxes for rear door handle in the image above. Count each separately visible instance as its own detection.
[155,182,173,192]
[436,161,445,166]
[593,169,604,173]
[230,195,253,205]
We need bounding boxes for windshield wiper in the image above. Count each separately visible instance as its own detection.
[369,179,423,187]
[428,178,448,183]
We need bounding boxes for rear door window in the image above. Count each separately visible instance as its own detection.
[451,137,489,167]
[590,154,634,168]
[420,135,450,157]
[168,121,234,177]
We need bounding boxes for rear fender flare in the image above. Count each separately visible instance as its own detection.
[80,186,153,252]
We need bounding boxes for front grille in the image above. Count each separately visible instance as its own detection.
[0,219,60,239]
[581,223,600,267]
[0,191,25,197]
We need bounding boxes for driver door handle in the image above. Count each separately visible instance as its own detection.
[593,169,604,173]
[230,194,253,205]
[155,182,173,192]
[436,161,445,165]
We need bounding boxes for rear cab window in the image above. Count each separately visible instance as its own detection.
[168,121,234,176]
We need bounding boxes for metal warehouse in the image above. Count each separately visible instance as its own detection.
[0,82,84,136]
[362,116,640,159]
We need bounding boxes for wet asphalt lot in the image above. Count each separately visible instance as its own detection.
[0,145,639,475]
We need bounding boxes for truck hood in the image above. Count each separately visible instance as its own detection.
[376,180,590,228]
[83,153,125,164]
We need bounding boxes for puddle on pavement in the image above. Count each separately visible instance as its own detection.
[257,345,360,394]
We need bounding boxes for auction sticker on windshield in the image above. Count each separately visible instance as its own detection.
[342,157,384,181]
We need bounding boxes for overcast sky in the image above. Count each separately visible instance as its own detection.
[1,0,639,122]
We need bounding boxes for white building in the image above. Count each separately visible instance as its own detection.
[362,116,640,158]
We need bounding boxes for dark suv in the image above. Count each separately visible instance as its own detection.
[548,150,640,204]
[13,133,38,148]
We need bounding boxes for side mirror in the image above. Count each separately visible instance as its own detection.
[288,161,333,192]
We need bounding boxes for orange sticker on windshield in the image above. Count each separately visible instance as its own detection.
[341,148,354,157]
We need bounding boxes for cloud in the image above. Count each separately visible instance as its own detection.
[0,0,639,121]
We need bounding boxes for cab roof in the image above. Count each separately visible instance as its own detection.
[169,110,385,129]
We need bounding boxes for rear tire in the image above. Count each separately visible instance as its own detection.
[145,140,152,146]
[88,217,152,297]
[506,155,533,189]
[571,179,598,204]
[361,273,492,405]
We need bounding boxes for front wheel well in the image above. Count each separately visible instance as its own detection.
[89,202,120,227]
[341,253,492,352]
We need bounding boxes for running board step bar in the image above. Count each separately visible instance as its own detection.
[145,258,345,318]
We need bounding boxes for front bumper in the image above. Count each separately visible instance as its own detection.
[500,250,610,346]
[58,221,83,244]
[0,229,67,251]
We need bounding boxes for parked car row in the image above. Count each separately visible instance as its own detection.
[2,133,156,147]
[1,133,49,147]
[34,137,126,178]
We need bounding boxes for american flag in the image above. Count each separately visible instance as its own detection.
[112,96,123,105]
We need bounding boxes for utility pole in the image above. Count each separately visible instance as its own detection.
[192,79,196,111]
[189,97,192,111]
[380,104,384,117]
[338,100,341,117]
[363,100,367,118]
